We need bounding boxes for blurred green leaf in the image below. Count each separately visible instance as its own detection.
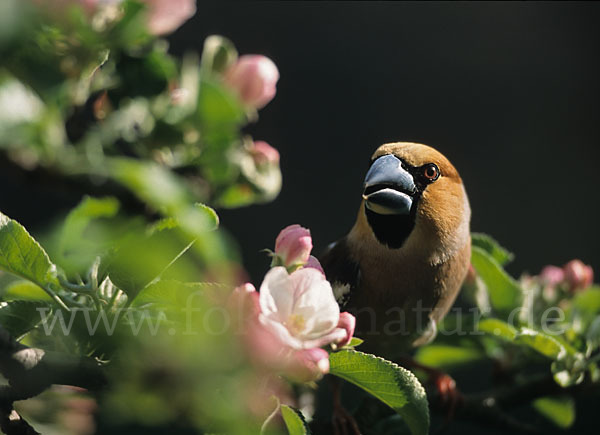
[414,345,484,370]
[198,79,246,126]
[515,328,565,360]
[329,350,429,435]
[478,318,517,341]
[107,0,151,49]
[108,158,218,236]
[586,315,600,352]
[0,211,59,292]
[102,227,198,299]
[533,396,575,428]
[58,196,120,273]
[2,280,52,302]
[471,233,513,266]
[131,280,209,309]
[471,246,522,316]
[281,405,310,435]
[0,300,49,337]
[569,287,600,332]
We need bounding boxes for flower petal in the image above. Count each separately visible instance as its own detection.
[258,315,304,349]
[289,268,340,340]
[335,312,356,347]
[259,267,295,322]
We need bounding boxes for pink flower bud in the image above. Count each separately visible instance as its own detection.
[224,55,279,109]
[144,0,196,36]
[288,348,330,382]
[248,140,280,166]
[274,225,312,268]
[563,260,594,292]
[539,265,565,287]
[304,255,325,276]
[228,283,260,329]
[335,312,356,347]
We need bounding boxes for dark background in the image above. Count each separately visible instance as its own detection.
[174,1,600,283]
[1,2,599,282]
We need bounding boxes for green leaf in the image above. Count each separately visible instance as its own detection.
[198,79,246,126]
[0,300,49,337]
[58,196,120,273]
[471,246,522,316]
[60,196,120,248]
[533,396,575,428]
[131,280,208,309]
[515,328,565,360]
[586,315,600,352]
[280,405,311,435]
[569,288,600,332]
[471,233,514,266]
[0,211,59,291]
[414,345,484,370]
[346,337,364,348]
[103,229,198,299]
[329,350,429,435]
[478,318,518,341]
[2,280,52,302]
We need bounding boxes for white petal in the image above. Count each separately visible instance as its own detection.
[258,314,303,349]
[302,328,348,349]
[288,268,340,340]
[259,267,294,322]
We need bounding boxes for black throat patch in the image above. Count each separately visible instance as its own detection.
[364,202,418,249]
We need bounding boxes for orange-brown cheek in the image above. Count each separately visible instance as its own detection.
[417,182,465,238]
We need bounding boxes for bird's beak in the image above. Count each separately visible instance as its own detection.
[362,154,417,215]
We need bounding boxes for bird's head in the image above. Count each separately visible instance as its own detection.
[356,142,470,257]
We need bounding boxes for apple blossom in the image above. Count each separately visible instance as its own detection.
[224,55,279,109]
[274,225,312,269]
[229,281,333,381]
[258,267,349,349]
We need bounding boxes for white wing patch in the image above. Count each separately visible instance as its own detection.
[332,282,351,306]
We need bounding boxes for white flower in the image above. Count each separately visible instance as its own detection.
[258,267,347,349]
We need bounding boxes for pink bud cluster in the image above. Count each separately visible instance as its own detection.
[222,54,280,171]
[540,259,594,293]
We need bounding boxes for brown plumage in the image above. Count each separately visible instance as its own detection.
[320,142,471,358]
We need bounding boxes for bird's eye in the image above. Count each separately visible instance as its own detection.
[422,163,440,182]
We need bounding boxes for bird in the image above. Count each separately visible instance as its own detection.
[320,142,471,359]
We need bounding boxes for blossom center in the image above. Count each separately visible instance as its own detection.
[287,314,306,335]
